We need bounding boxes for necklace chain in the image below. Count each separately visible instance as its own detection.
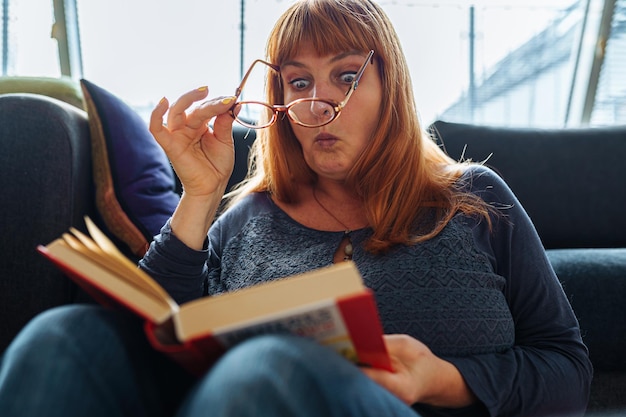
[311,187,355,261]
[312,187,352,233]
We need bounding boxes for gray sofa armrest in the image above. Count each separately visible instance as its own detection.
[549,249,626,413]
[0,93,94,351]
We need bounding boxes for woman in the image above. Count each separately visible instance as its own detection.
[0,1,592,416]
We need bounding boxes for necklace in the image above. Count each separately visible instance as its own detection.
[312,188,354,261]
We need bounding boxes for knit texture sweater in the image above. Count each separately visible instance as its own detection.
[140,165,592,417]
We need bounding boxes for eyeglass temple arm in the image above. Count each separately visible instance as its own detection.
[339,50,375,107]
[234,59,281,98]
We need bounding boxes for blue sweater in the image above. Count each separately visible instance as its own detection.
[140,165,592,417]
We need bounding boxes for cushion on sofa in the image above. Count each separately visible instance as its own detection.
[0,76,85,110]
[80,79,180,258]
[548,248,626,413]
[548,248,626,372]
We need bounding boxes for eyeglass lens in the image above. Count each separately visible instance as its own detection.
[233,100,336,129]
[288,99,336,127]
[234,102,273,128]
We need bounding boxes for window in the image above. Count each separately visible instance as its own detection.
[591,0,626,124]
[381,0,584,126]
[75,1,241,118]
[3,0,624,127]
[1,0,59,76]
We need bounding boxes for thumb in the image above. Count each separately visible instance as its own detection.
[212,96,237,143]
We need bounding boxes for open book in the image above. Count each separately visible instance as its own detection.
[38,217,392,375]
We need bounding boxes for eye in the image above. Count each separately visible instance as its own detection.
[288,78,310,90]
[339,71,358,84]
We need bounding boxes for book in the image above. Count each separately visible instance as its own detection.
[37,217,393,375]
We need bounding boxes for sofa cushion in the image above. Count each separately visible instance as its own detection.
[547,248,626,372]
[0,76,85,110]
[80,79,180,258]
[548,248,626,413]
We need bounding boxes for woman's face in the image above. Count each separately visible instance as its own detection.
[281,44,383,182]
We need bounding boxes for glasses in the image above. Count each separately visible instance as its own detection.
[229,50,375,129]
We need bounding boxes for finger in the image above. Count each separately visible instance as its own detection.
[212,97,237,143]
[149,97,169,139]
[167,86,210,129]
[185,95,237,133]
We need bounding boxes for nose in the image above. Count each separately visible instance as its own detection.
[309,100,331,117]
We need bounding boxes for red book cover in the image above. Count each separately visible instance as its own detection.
[338,291,393,371]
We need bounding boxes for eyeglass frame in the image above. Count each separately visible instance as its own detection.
[229,49,375,129]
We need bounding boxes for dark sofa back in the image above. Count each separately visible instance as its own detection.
[429,120,626,250]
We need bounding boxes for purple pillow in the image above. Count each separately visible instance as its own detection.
[81,79,180,257]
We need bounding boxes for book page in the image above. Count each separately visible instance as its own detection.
[61,232,171,306]
[56,217,178,309]
[212,299,358,363]
[41,241,176,323]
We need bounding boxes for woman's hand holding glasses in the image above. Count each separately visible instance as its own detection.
[149,86,237,199]
[149,87,238,250]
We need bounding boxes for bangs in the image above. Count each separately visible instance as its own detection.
[268,0,378,64]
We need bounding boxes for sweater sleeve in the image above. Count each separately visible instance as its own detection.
[137,193,266,304]
[447,166,593,417]
[138,219,211,304]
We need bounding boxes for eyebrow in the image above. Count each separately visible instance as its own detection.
[280,50,365,70]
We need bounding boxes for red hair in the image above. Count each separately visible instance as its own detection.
[229,0,491,253]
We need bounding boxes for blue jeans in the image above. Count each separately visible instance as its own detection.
[0,304,420,417]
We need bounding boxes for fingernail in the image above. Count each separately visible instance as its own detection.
[198,96,236,109]
[198,86,208,92]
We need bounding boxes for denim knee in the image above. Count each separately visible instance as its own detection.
[0,304,192,417]
[8,304,110,350]
[178,334,409,417]
[213,333,358,386]
[3,304,146,368]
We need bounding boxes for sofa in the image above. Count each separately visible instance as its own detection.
[0,81,624,415]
